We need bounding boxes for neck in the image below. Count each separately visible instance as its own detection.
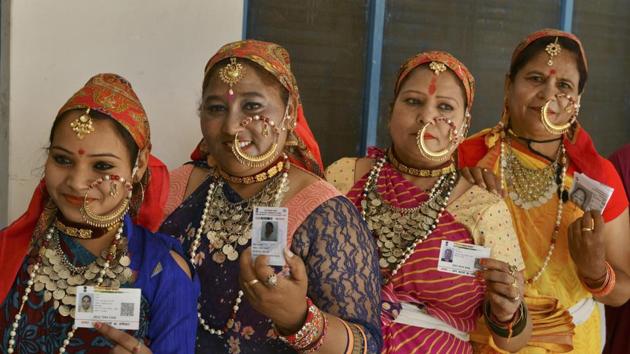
[75,227,118,257]
[219,155,289,199]
[509,135,562,162]
[507,127,563,161]
[388,147,455,178]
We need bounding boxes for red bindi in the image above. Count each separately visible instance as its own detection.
[428,77,437,95]
[549,69,556,76]
[78,148,85,155]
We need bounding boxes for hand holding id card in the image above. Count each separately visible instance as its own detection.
[251,206,288,266]
[74,286,141,330]
[437,240,491,277]
[569,172,614,212]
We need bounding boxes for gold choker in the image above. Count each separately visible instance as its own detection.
[387,148,455,177]
[54,218,117,239]
[218,154,289,185]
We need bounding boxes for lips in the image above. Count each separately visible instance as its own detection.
[225,139,254,151]
[423,133,437,140]
[63,194,96,206]
[531,106,556,115]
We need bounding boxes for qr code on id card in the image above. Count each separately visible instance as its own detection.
[120,302,134,317]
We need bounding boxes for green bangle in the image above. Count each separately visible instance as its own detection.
[483,300,528,338]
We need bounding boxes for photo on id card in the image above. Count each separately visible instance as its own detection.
[251,206,288,266]
[437,240,491,277]
[74,286,141,330]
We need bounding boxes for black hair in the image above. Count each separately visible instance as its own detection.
[48,109,139,168]
[509,36,587,93]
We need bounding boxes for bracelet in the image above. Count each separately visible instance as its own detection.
[341,320,367,354]
[483,300,528,340]
[581,261,616,297]
[276,297,328,353]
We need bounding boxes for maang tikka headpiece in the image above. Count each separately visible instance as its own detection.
[219,57,246,97]
[70,108,95,139]
[545,37,562,66]
[429,61,447,75]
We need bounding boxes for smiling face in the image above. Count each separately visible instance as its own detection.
[507,48,581,139]
[200,60,290,176]
[45,111,142,224]
[389,65,467,168]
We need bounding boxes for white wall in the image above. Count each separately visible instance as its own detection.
[4,0,244,224]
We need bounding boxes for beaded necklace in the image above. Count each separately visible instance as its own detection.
[500,139,567,284]
[189,166,289,336]
[359,156,457,282]
[7,222,127,353]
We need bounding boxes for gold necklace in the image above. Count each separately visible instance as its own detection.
[360,157,456,281]
[33,229,132,318]
[8,222,130,354]
[189,164,289,336]
[217,154,288,185]
[54,219,119,239]
[503,140,561,209]
[500,140,568,283]
[197,167,289,264]
[387,148,455,177]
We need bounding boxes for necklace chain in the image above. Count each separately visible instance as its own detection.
[360,156,457,282]
[189,167,290,336]
[500,140,567,284]
[8,222,127,353]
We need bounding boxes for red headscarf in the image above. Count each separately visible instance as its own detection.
[395,51,475,110]
[0,73,169,302]
[191,39,324,176]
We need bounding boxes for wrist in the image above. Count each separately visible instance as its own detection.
[275,298,328,353]
[581,261,616,297]
[484,300,528,339]
[578,260,607,286]
[490,304,519,324]
[274,299,309,335]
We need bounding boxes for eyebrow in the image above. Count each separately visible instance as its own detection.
[525,70,576,85]
[400,89,426,95]
[436,95,460,106]
[50,146,122,160]
[205,91,266,101]
[400,90,461,106]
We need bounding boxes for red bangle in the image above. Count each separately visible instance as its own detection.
[582,261,616,297]
[276,297,328,353]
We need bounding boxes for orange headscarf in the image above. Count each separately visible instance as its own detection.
[395,51,476,110]
[0,73,169,302]
[191,39,324,176]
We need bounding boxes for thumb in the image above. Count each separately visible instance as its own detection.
[284,247,307,283]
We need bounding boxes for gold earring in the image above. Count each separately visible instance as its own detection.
[70,108,95,139]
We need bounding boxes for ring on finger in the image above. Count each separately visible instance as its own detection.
[508,264,518,278]
[132,339,143,353]
[582,218,595,232]
[265,273,278,288]
[247,278,260,286]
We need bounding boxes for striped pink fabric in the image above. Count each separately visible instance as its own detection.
[348,148,485,354]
